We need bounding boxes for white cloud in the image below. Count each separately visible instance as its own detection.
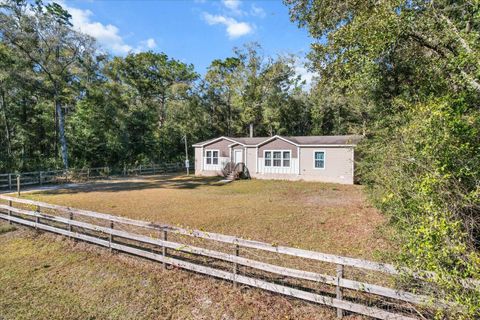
[222,0,246,16]
[203,13,253,39]
[222,0,241,11]
[250,4,266,18]
[60,3,132,55]
[58,1,156,55]
[293,59,316,90]
[132,38,158,53]
[144,38,157,49]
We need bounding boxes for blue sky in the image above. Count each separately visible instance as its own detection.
[59,0,315,83]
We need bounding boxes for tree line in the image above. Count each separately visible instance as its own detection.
[0,0,361,173]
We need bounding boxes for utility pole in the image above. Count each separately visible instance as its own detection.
[183,135,189,175]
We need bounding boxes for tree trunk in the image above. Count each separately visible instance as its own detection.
[54,103,58,156]
[227,92,232,136]
[158,95,167,128]
[55,87,69,170]
[0,89,12,156]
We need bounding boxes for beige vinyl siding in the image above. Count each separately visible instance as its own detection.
[195,136,356,184]
[258,138,298,157]
[246,147,256,173]
[299,147,354,184]
[194,147,202,175]
[204,139,231,157]
[201,138,231,174]
[257,138,298,175]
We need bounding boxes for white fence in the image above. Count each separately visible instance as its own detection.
[0,195,475,319]
[0,163,193,191]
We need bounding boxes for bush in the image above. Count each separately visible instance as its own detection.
[360,97,480,318]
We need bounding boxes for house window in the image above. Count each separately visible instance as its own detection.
[265,151,272,167]
[264,150,291,167]
[283,151,290,167]
[206,151,212,164]
[273,152,282,167]
[205,150,219,165]
[314,151,325,169]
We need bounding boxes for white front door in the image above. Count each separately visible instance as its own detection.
[234,150,243,164]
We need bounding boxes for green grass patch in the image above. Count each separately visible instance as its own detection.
[0,223,16,235]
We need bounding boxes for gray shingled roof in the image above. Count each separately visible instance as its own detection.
[285,135,363,145]
[228,137,270,145]
[193,135,363,147]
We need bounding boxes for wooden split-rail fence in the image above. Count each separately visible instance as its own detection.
[0,195,476,319]
[0,163,193,192]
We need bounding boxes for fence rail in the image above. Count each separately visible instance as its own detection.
[1,196,473,319]
[0,163,193,191]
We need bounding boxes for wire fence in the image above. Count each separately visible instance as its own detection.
[0,163,194,191]
[1,195,475,319]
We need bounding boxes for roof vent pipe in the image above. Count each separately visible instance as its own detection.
[249,123,254,138]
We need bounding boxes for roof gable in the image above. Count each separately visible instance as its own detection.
[192,136,239,147]
[255,135,297,147]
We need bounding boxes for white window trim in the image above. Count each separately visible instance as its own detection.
[263,150,292,168]
[205,149,220,165]
[313,150,326,170]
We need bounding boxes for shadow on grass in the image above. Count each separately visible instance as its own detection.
[34,174,229,195]
[0,223,17,234]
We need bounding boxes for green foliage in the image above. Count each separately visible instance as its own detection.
[203,43,310,137]
[360,98,480,317]
[286,0,480,316]
[0,2,316,174]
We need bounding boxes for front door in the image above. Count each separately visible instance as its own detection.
[234,149,243,164]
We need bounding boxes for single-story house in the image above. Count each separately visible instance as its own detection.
[192,135,363,184]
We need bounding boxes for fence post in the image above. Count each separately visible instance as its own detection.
[87,168,90,180]
[109,220,114,253]
[162,228,167,268]
[35,205,40,230]
[39,171,43,186]
[153,164,156,175]
[336,264,344,318]
[123,165,126,177]
[8,173,12,190]
[139,165,142,176]
[16,174,20,196]
[68,211,73,239]
[8,200,12,225]
[233,243,239,287]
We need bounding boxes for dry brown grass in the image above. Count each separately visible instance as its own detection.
[1,175,397,319]
[24,174,394,259]
[0,224,366,320]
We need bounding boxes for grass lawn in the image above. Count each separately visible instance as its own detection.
[0,175,395,319]
[23,174,394,260]
[0,226,346,320]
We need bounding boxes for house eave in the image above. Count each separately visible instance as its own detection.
[297,144,358,148]
[192,136,240,148]
[253,135,298,147]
